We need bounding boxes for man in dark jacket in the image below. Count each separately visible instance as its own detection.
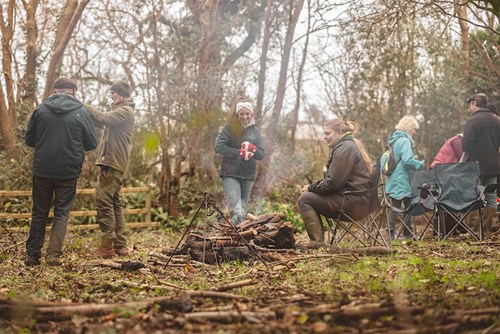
[25,77,98,266]
[462,93,500,234]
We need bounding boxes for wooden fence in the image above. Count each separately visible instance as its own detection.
[0,187,157,230]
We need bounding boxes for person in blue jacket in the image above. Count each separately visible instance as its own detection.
[381,116,424,239]
[214,98,265,224]
[24,77,98,266]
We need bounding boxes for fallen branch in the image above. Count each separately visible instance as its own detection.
[329,245,395,255]
[0,296,192,321]
[117,280,188,291]
[184,310,276,323]
[184,290,249,301]
[214,279,258,292]
[88,259,146,272]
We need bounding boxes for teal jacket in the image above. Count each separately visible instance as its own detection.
[381,130,424,199]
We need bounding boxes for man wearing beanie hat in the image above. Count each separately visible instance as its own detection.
[110,80,130,98]
[24,76,98,266]
[462,92,500,236]
[86,80,135,258]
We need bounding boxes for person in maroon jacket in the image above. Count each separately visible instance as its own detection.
[430,134,463,169]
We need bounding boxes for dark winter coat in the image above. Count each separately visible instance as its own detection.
[308,136,372,220]
[214,122,264,180]
[86,98,135,173]
[25,93,98,179]
[462,108,500,175]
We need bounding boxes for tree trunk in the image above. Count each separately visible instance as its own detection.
[186,0,263,185]
[19,0,40,114]
[0,0,18,158]
[43,0,90,99]
[454,0,469,128]
[290,0,311,150]
[255,0,273,120]
[186,0,224,184]
[254,0,305,196]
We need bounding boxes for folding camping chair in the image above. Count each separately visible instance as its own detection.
[382,168,439,242]
[324,159,389,248]
[434,162,496,241]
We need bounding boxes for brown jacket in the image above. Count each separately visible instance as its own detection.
[309,137,372,220]
[87,98,135,173]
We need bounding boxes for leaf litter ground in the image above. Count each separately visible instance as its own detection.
[0,226,499,333]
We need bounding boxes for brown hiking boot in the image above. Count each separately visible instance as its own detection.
[87,246,115,258]
[114,246,129,256]
[45,257,62,266]
[87,239,115,258]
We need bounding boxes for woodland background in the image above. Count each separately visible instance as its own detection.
[0,0,499,222]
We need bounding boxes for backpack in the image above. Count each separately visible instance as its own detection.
[381,139,401,176]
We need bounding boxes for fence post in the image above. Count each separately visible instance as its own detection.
[146,187,152,223]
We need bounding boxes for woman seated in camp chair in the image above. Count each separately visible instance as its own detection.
[297,119,373,247]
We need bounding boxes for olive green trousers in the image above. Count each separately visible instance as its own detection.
[96,167,127,248]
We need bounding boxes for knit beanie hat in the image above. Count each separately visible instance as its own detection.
[54,77,77,90]
[110,80,131,97]
[236,101,253,114]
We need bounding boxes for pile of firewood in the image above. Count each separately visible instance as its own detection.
[163,212,295,264]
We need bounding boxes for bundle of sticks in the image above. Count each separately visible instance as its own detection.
[164,212,295,264]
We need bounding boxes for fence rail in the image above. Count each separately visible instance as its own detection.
[0,186,152,224]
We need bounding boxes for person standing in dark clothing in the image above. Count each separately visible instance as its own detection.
[462,93,500,234]
[214,99,265,225]
[25,77,98,266]
[86,80,136,258]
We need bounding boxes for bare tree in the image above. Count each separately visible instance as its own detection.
[289,0,312,149]
[185,0,264,184]
[0,0,18,158]
[18,0,40,113]
[454,0,469,125]
[254,0,305,196]
[255,0,274,120]
[42,0,90,99]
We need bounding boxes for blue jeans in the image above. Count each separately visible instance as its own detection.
[26,176,77,260]
[222,177,254,224]
[480,174,497,208]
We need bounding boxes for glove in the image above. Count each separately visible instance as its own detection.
[239,149,254,161]
[241,141,257,153]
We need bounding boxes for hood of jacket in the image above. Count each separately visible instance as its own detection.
[43,93,83,114]
[388,130,412,146]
